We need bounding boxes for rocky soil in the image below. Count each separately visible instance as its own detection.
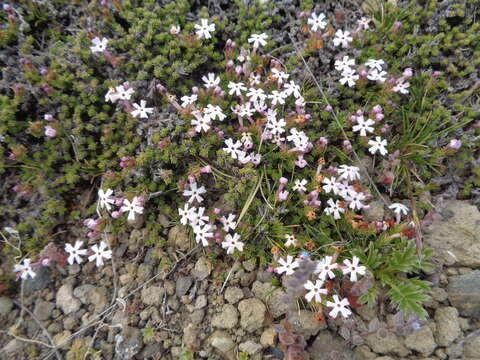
[0,199,479,359]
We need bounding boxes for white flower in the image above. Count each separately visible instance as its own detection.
[180,94,197,107]
[335,56,355,72]
[238,103,255,118]
[237,151,252,164]
[202,73,220,88]
[304,280,328,302]
[193,223,213,246]
[284,234,297,247]
[393,80,410,94]
[13,259,36,280]
[221,213,237,232]
[115,85,134,100]
[346,191,367,210]
[131,100,154,119]
[223,138,243,159]
[183,182,207,204]
[105,87,119,103]
[367,69,387,83]
[287,128,310,152]
[324,198,345,220]
[266,117,286,135]
[283,81,301,98]
[352,116,375,136]
[189,206,209,226]
[191,111,211,133]
[121,197,144,221]
[276,255,299,276]
[337,165,361,182]
[178,203,196,225]
[65,241,88,265]
[221,233,244,254]
[322,177,340,195]
[368,136,388,156]
[333,29,353,48]
[271,68,289,85]
[248,33,268,48]
[249,73,261,86]
[195,19,215,39]
[326,295,351,318]
[308,12,327,32]
[246,88,266,102]
[315,255,338,280]
[227,81,247,96]
[241,132,253,145]
[365,59,385,71]
[339,68,359,87]
[268,90,286,105]
[342,256,366,282]
[88,241,112,267]
[204,104,226,122]
[293,179,308,193]
[90,37,108,53]
[357,17,371,30]
[170,25,181,34]
[98,188,115,211]
[389,203,409,216]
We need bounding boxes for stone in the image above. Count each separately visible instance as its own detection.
[404,325,436,356]
[56,284,81,315]
[309,331,354,360]
[434,307,461,347]
[2,339,24,354]
[24,266,51,293]
[211,304,239,329]
[242,259,257,272]
[63,316,77,331]
[224,287,244,304]
[364,330,410,356]
[73,285,108,314]
[447,270,480,318]
[252,281,289,318]
[128,229,143,252]
[168,225,192,251]
[238,298,266,332]
[296,310,327,339]
[190,309,205,325]
[354,345,376,360]
[140,286,165,306]
[423,200,480,267]
[192,257,211,280]
[34,301,55,321]
[260,327,277,347]
[431,287,448,302]
[362,200,385,222]
[463,333,480,357]
[195,294,207,309]
[183,323,198,349]
[115,327,143,359]
[175,276,193,297]
[210,330,235,357]
[53,330,72,350]
[0,296,13,316]
[136,264,152,283]
[239,340,262,355]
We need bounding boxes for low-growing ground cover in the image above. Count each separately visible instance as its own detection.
[0,0,479,359]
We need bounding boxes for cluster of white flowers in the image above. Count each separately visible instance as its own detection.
[276,254,366,318]
[64,240,112,267]
[179,182,244,253]
[98,188,144,221]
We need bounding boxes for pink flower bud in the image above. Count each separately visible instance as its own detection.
[235,65,242,75]
[403,68,413,78]
[324,105,333,112]
[388,77,396,85]
[41,258,50,266]
[213,208,221,215]
[217,130,224,139]
[277,190,289,201]
[44,113,54,121]
[279,177,288,186]
[433,71,442,78]
[356,110,363,116]
[303,200,310,206]
[350,115,357,123]
[360,70,368,78]
[295,155,308,168]
[8,153,17,160]
[226,60,234,69]
[372,105,382,113]
[447,139,462,150]
[156,83,166,92]
[343,140,352,151]
[111,210,121,218]
[393,21,402,31]
[87,231,98,239]
[318,137,328,147]
[200,165,212,174]
[40,68,49,76]
[375,113,384,121]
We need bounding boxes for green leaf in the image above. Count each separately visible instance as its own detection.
[386,280,430,319]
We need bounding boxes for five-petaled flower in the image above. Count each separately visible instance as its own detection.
[121,197,144,221]
[315,255,338,280]
[13,258,36,280]
[326,295,352,318]
[342,256,366,282]
[368,136,388,156]
[276,255,299,275]
[223,138,243,159]
[221,213,237,232]
[248,33,268,48]
[352,116,375,136]
[65,241,88,265]
[90,37,108,53]
[333,29,353,48]
[131,100,154,119]
[221,233,244,254]
[195,19,215,39]
[88,241,112,267]
[292,179,308,193]
[183,182,207,204]
[308,12,327,32]
[304,279,328,302]
[284,234,297,247]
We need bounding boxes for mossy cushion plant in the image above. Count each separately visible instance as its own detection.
[1,0,478,326]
